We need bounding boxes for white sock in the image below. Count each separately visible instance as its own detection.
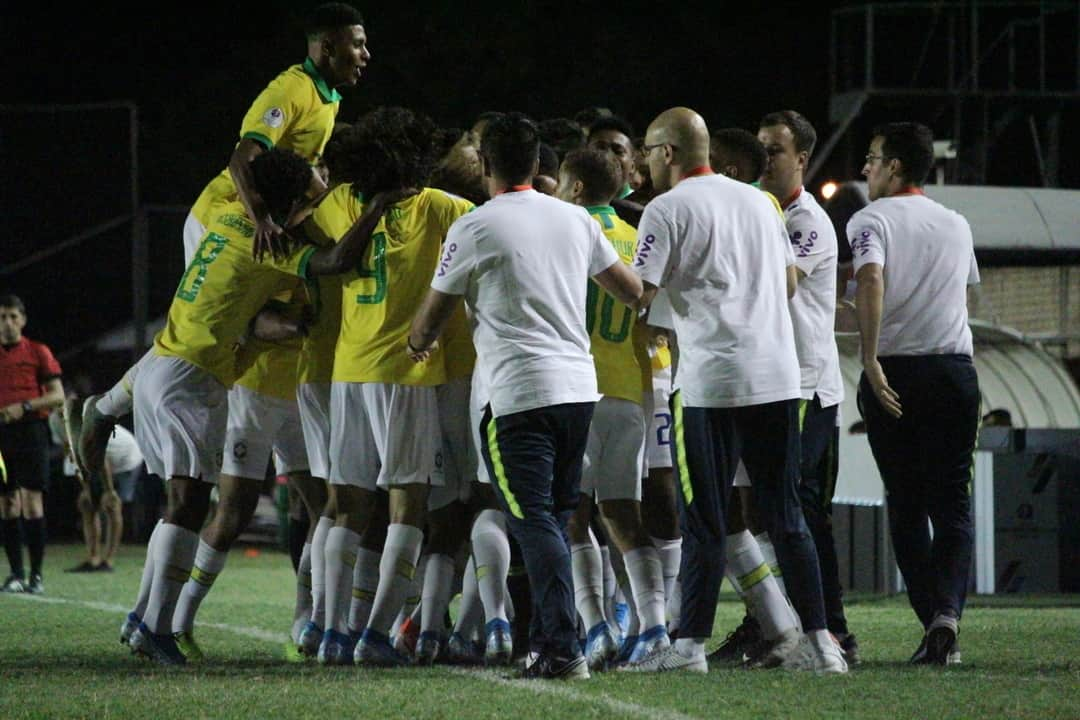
[392,554,426,638]
[668,577,682,633]
[143,523,199,634]
[132,519,162,618]
[651,536,682,611]
[97,375,134,418]
[172,539,228,634]
[348,547,381,634]
[324,526,360,635]
[420,553,455,636]
[365,523,424,636]
[754,532,786,595]
[570,530,605,631]
[623,546,667,631]
[600,545,617,622]
[471,509,510,625]
[453,555,484,638]
[309,517,332,629]
[291,542,313,642]
[727,531,796,640]
[675,637,705,658]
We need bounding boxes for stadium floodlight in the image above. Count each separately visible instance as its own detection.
[820,181,838,200]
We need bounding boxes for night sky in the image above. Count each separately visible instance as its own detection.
[3,1,1077,379]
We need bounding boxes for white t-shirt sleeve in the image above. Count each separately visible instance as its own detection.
[587,217,620,275]
[634,203,675,286]
[646,289,675,330]
[788,210,829,276]
[848,212,886,271]
[430,220,476,295]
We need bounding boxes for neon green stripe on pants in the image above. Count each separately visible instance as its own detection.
[486,417,524,519]
[672,391,693,506]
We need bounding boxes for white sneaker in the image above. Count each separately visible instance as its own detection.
[783,632,848,674]
[618,645,707,674]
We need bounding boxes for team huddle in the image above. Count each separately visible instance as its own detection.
[63,2,980,679]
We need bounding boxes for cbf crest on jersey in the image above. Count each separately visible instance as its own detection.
[261,107,286,129]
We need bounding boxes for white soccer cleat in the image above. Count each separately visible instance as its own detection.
[618,645,707,674]
[746,627,802,669]
[783,632,848,674]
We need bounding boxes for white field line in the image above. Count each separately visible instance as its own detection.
[6,592,703,720]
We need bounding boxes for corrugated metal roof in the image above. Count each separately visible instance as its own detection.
[834,322,1080,505]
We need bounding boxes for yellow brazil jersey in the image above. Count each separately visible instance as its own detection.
[332,187,475,386]
[190,58,342,227]
[233,282,308,400]
[585,206,651,404]
[298,186,351,385]
[155,199,315,388]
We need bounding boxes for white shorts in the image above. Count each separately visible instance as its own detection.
[133,353,227,482]
[297,382,332,481]
[646,365,673,471]
[328,382,445,490]
[581,397,646,502]
[733,460,752,488]
[470,378,491,485]
[221,385,308,479]
[182,212,207,267]
[429,379,476,511]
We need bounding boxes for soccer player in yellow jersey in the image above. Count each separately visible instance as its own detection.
[124,148,407,665]
[299,108,474,667]
[552,148,670,671]
[75,2,371,500]
[168,285,320,661]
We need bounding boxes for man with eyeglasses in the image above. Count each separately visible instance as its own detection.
[850,122,980,666]
[628,107,847,674]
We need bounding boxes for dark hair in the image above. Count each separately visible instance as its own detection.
[710,128,767,181]
[561,148,622,205]
[587,114,635,143]
[481,112,540,184]
[574,106,613,129]
[306,3,365,39]
[759,110,817,157]
[537,117,586,159]
[325,106,439,194]
[872,122,935,186]
[0,294,26,314]
[537,143,560,178]
[249,149,314,225]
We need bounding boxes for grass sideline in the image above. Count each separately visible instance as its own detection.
[1,543,1078,720]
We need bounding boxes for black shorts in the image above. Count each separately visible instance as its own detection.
[0,419,51,493]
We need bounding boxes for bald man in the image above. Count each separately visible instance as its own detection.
[626,108,846,675]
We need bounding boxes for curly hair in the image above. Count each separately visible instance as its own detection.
[249,148,315,224]
[323,106,439,195]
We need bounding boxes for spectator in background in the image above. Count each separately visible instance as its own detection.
[54,396,144,572]
[533,143,561,195]
[537,117,587,160]
[0,294,65,594]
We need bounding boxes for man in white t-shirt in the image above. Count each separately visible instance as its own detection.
[407,113,642,681]
[759,110,856,663]
[629,107,846,675]
[850,121,980,666]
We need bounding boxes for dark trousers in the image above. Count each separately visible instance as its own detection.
[860,354,979,626]
[671,392,827,639]
[798,396,849,636]
[480,401,594,658]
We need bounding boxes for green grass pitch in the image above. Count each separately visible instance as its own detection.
[2,543,1078,719]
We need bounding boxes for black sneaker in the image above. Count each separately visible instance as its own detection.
[837,632,861,665]
[65,561,99,573]
[26,573,44,594]
[925,614,958,666]
[909,634,929,664]
[706,615,761,664]
[514,652,590,680]
[1,574,26,593]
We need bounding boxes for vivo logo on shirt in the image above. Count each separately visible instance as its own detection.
[635,234,657,267]
[437,242,458,277]
[851,230,873,257]
[790,230,818,258]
